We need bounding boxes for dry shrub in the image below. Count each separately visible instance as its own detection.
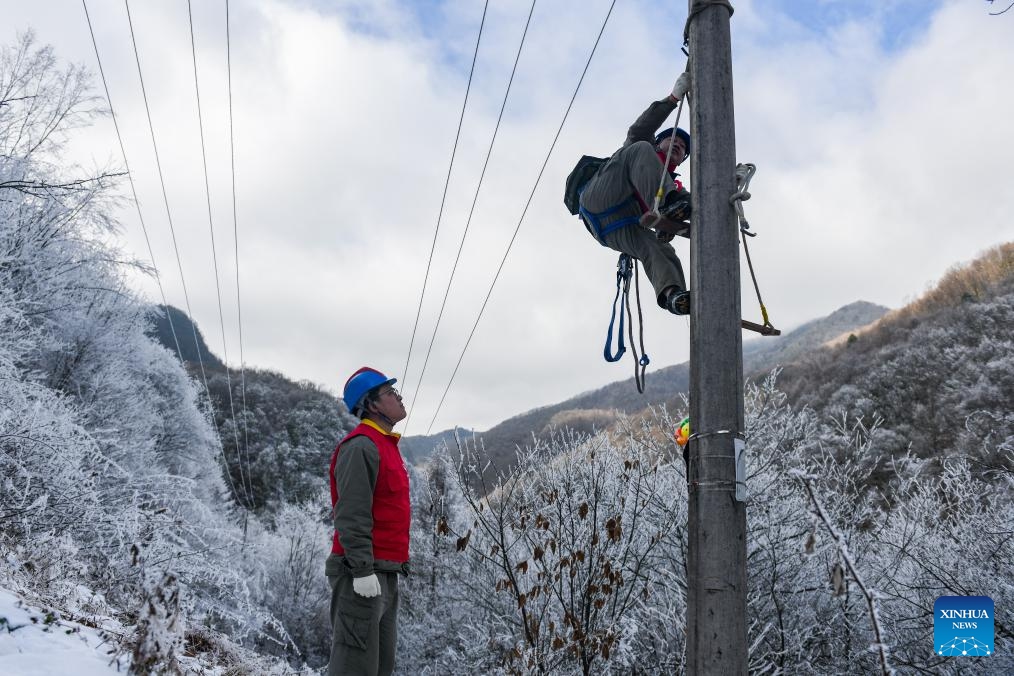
[544,408,620,437]
[830,241,1014,353]
[890,241,1013,322]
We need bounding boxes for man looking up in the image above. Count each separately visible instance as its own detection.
[326,367,410,676]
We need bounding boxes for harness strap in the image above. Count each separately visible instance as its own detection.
[604,254,632,362]
[579,194,641,246]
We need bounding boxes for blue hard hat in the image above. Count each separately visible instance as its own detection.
[655,127,691,155]
[343,367,396,414]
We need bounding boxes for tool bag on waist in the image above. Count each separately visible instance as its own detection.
[564,155,608,215]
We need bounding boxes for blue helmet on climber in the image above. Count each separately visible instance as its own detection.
[654,127,691,163]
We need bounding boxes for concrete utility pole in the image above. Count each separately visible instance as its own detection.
[685,0,748,673]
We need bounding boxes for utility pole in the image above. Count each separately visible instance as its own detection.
[685,0,748,674]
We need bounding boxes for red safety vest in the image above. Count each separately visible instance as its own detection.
[329,422,410,562]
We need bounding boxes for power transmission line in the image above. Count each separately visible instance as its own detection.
[425,0,618,435]
[224,0,251,470]
[123,0,253,509]
[186,0,255,505]
[402,0,538,436]
[400,0,489,395]
[81,0,184,365]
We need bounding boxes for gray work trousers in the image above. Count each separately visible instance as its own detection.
[579,140,686,305]
[327,571,399,676]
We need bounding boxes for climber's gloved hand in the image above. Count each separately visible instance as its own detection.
[670,72,692,101]
[353,573,381,598]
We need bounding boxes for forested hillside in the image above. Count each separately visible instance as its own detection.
[148,307,358,515]
[773,242,1014,483]
[146,304,224,370]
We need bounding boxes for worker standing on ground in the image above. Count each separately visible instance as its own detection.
[575,73,694,315]
[326,367,410,676]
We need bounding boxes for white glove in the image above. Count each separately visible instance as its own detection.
[671,72,692,100]
[352,573,381,598]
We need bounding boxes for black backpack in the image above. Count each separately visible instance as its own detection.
[564,155,608,215]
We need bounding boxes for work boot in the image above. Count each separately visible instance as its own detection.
[666,288,690,315]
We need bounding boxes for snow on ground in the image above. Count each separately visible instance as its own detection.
[0,587,127,675]
[0,583,309,675]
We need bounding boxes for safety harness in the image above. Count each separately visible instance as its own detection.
[579,194,642,245]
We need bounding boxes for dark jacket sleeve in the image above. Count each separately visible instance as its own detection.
[333,435,380,577]
[624,98,680,148]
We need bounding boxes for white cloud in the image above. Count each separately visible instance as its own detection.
[5,0,1011,432]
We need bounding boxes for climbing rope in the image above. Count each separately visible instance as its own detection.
[650,89,687,215]
[603,254,650,392]
[628,259,650,392]
[730,162,777,334]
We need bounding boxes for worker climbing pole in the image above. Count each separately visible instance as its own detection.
[564,65,696,393]
[564,20,778,398]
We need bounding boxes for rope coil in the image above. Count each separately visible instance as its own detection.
[730,162,755,233]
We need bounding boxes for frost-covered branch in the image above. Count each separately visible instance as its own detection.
[791,469,895,676]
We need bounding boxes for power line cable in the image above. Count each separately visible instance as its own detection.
[224,0,251,468]
[123,0,252,509]
[425,0,618,434]
[402,0,538,436]
[400,0,489,393]
[186,0,254,505]
[81,0,185,366]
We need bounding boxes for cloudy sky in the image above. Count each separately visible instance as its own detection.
[4,0,1011,433]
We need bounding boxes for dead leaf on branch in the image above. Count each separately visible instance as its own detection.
[831,562,847,597]
[605,517,622,541]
